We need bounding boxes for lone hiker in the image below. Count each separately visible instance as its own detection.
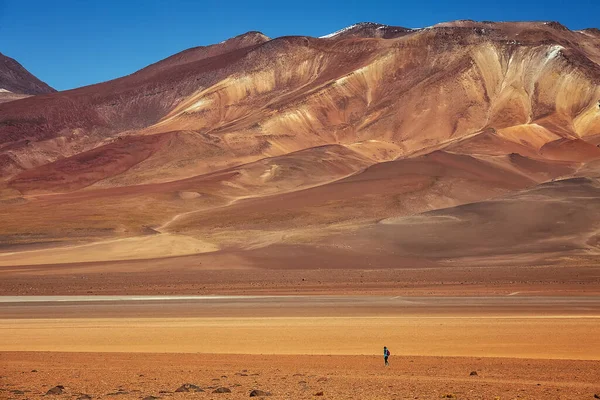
[384,346,390,366]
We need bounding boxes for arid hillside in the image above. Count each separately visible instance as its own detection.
[1,20,600,284]
[0,52,55,104]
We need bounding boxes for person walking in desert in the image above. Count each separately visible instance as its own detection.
[383,346,390,366]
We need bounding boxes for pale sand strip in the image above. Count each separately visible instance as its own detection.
[0,234,218,266]
[1,316,599,359]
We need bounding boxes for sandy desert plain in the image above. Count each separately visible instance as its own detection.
[2,19,600,399]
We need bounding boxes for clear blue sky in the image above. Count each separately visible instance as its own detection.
[1,0,598,91]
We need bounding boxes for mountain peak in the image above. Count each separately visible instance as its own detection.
[319,22,412,39]
[0,52,55,95]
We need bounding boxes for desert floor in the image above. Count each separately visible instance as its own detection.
[1,296,599,399]
[2,253,600,296]
[2,352,600,400]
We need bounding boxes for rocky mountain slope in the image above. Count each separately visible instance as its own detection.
[0,52,55,104]
[0,20,599,269]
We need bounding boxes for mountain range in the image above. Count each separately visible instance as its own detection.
[1,20,600,272]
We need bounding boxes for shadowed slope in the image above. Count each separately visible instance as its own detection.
[0,52,55,95]
[0,145,371,251]
[161,151,541,250]
[0,32,270,176]
[361,177,600,264]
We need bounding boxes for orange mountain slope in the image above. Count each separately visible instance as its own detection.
[0,20,599,271]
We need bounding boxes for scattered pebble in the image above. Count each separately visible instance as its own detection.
[213,387,232,393]
[249,389,272,397]
[46,386,65,395]
[174,383,204,393]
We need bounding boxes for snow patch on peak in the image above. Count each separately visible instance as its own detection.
[546,44,564,60]
[0,88,12,93]
[319,22,387,39]
[320,24,361,39]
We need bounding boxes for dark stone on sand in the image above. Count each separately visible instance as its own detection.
[317,377,328,382]
[470,371,478,376]
[10,390,25,395]
[293,373,304,377]
[31,370,37,372]
[249,389,272,397]
[46,386,65,395]
[106,391,129,396]
[77,395,92,400]
[174,384,204,393]
[213,387,232,393]
[235,373,248,376]
[142,396,161,400]
[298,381,307,384]
[594,395,600,399]
[314,391,324,396]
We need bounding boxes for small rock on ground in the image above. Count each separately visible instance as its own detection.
[249,389,272,397]
[46,386,65,395]
[213,387,232,393]
[314,392,324,396]
[77,394,92,400]
[174,384,204,393]
[470,371,478,376]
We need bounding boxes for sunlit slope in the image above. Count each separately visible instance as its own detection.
[0,21,599,265]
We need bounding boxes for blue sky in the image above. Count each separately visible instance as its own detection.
[1,0,598,91]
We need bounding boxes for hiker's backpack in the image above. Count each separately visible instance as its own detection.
[386,349,390,356]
